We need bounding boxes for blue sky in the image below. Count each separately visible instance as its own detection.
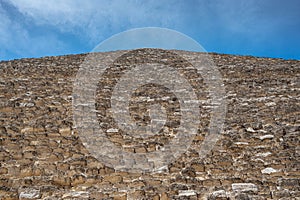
[0,0,299,61]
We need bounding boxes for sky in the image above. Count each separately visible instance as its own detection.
[0,0,299,61]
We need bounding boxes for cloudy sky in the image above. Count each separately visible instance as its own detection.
[0,0,299,61]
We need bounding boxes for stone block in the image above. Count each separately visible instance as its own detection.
[232,183,258,193]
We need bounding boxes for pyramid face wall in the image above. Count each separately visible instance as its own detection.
[0,50,299,199]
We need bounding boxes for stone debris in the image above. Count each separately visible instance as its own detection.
[18,189,41,199]
[107,128,119,133]
[234,142,249,145]
[261,167,278,174]
[259,134,274,140]
[246,127,256,133]
[255,152,272,157]
[178,190,197,197]
[0,49,299,199]
[265,101,276,106]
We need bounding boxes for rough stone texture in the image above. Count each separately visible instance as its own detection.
[0,49,299,199]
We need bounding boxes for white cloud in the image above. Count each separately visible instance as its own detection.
[0,4,28,59]
[10,0,94,26]
[0,1,68,60]
[8,0,270,46]
[9,0,183,44]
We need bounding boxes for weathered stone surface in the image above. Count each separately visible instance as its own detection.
[232,183,258,193]
[261,167,278,174]
[209,189,228,199]
[104,174,123,184]
[18,188,40,199]
[59,127,71,137]
[0,49,299,199]
[178,190,196,197]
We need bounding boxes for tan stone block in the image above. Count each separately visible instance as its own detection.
[69,159,86,166]
[71,175,86,186]
[6,143,21,152]
[221,179,233,186]
[128,180,145,188]
[169,167,181,173]
[66,169,77,177]
[0,191,18,200]
[35,100,44,107]
[23,145,36,151]
[147,179,162,186]
[0,151,9,162]
[8,166,20,176]
[210,168,224,174]
[47,132,61,139]
[22,151,35,159]
[203,179,221,187]
[160,192,169,200]
[20,168,33,178]
[103,175,123,184]
[193,135,205,141]
[86,168,99,176]
[32,168,43,176]
[48,140,59,148]
[182,167,196,177]
[57,163,69,171]
[48,154,62,162]
[147,143,156,152]
[128,190,145,199]
[218,161,232,167]
[0,167,8,174]
[83,177,100,186]
[105,167,115,174]
[0,107,13,113]
[123,146,135,153]
[21,127,34,134]
[37,151,51,160]
[113,193,127,200]
[53,176,71,186]
[59,127,71,136]
[86,159,104,168]
[42,164,57,175]
[90,192,108,199]
[191,163,205,172]
[134,146,147,153]
[33,127,45,133]
[285,171,300,177]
